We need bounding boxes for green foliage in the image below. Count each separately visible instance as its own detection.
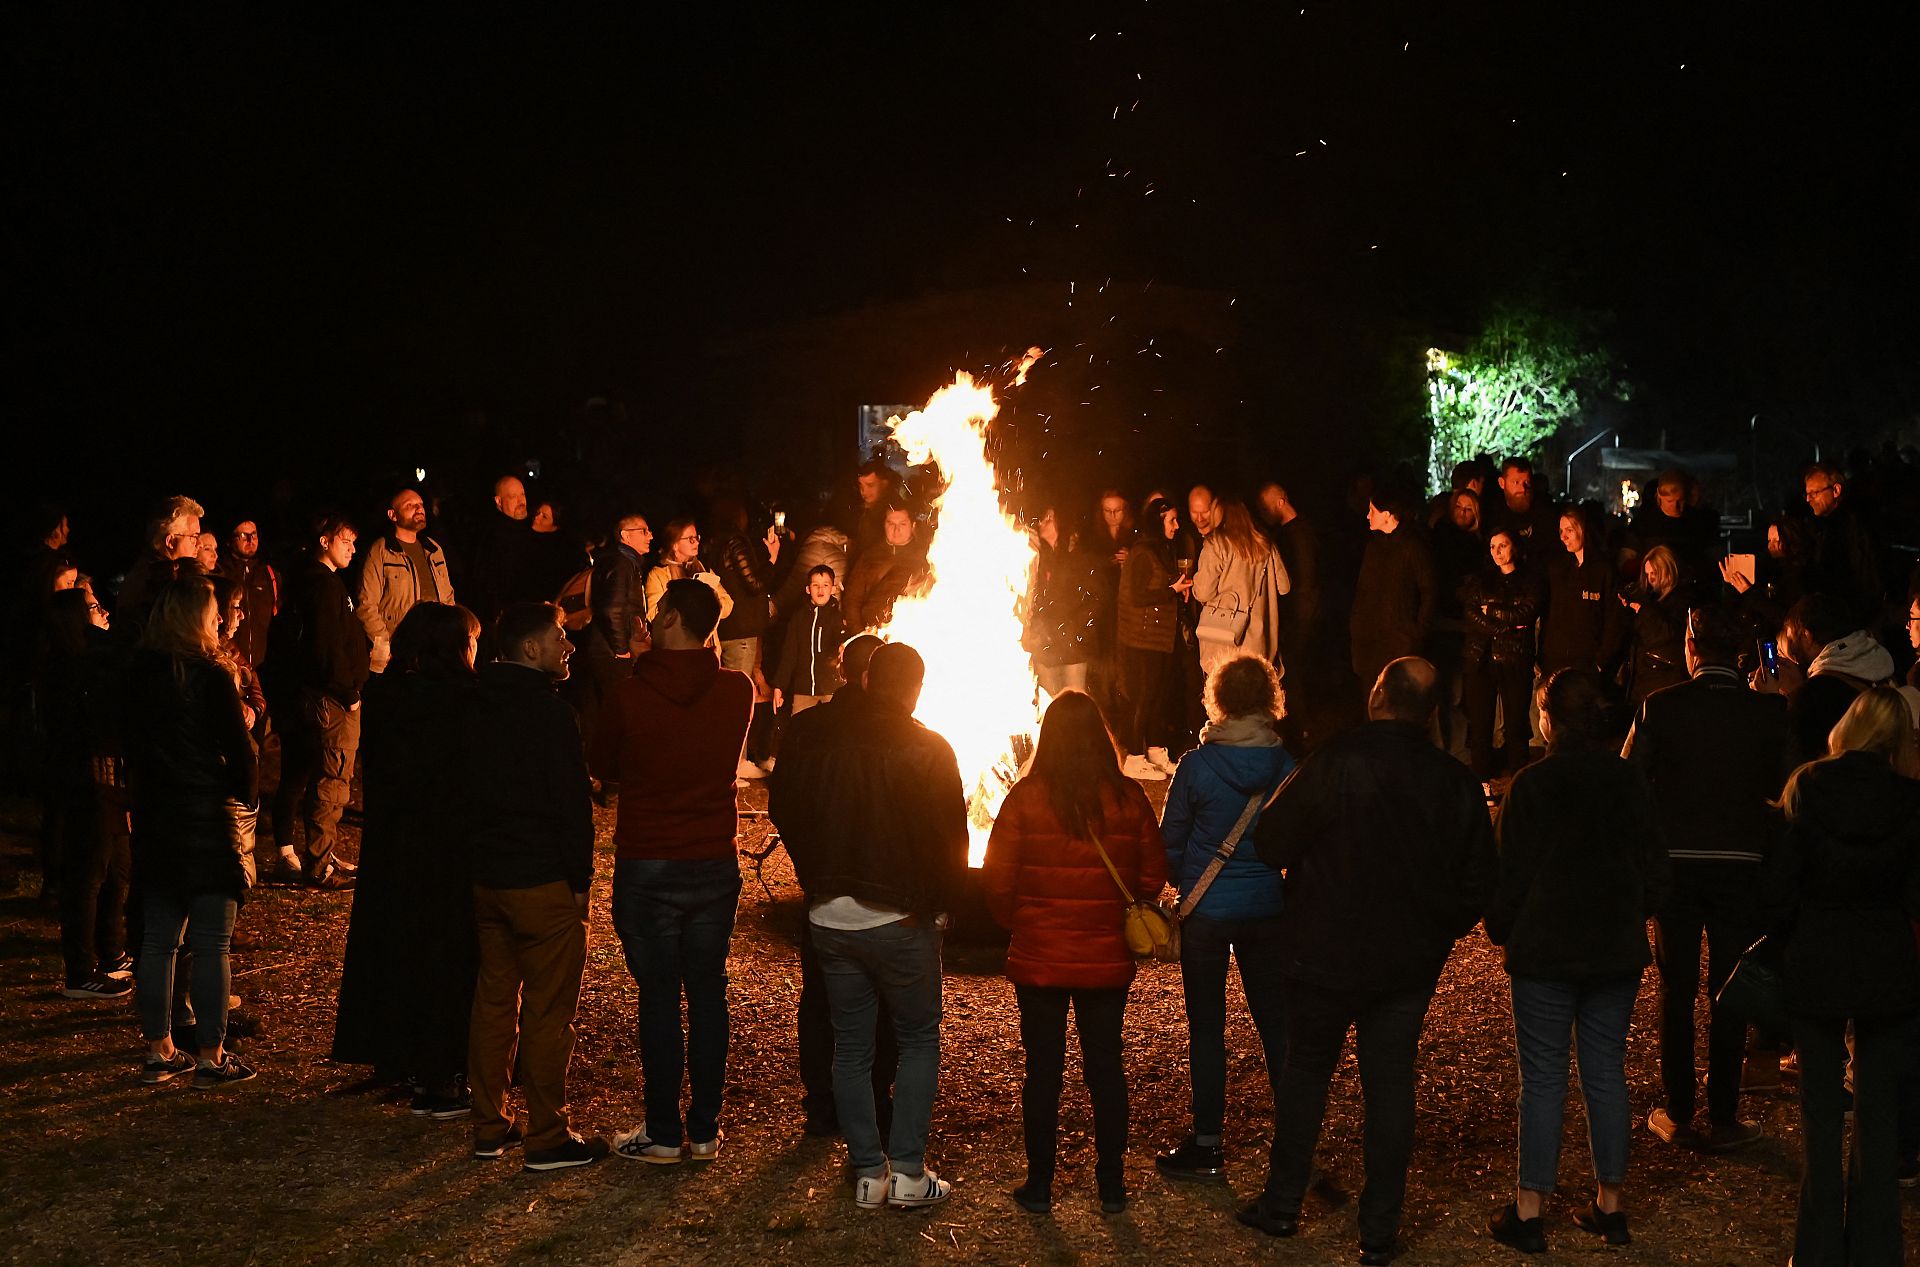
[1425,306,1623,491]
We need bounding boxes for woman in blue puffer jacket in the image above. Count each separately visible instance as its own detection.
[1153,653,1295,1181]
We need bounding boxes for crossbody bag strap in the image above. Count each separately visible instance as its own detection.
[1177,789,1268,919]
[1088,830,1138,906]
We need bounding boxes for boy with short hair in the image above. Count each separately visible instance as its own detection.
[771,564,845,717]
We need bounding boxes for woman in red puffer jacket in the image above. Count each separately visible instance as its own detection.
[983,690,1168,1218]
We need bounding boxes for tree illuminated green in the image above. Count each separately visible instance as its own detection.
[1425,307,1622,491]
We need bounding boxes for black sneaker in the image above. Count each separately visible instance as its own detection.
[192,1053,258,1089]
[1010,1181,1052,1214]
[1571,1200,1631,1245]
[1155,1138,1226,1181]
[1900,1157,1920,1189]
[62,974,133,1000]
[1236,1200,1298,1238]
[523,1133,610,1172]
[102,953,136,979]
[264,858,305,886]
[474,1122,525,1159]
[1358,1239,1402,1266]
[141,1050,196,1085]
[411,1089,472,1120]
[1488,1202,1547,1254]
[304,864,355,891]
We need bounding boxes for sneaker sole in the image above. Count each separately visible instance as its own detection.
[886,1191,952,1208]
[614,1144,684,1164]
[63,989,132,1000]
[141,1067,193,1085]
[428,1107,473,1121]
[191,1071,258,1090]
[522,1156,601,1171]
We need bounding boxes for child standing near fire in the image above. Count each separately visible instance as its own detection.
[772,564,845,719]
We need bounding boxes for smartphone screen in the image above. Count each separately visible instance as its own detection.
[1760,639,1778,676]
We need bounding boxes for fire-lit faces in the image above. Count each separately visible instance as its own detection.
[884,509,914,548]
[1558,512,1585,556]
[494,477,529,521]
[51,566,79,592]
[1766,524,1786,559]
[232,521,260,558]
[618,517,653,554]
[807,571,836,606]
[46,517,70,551]
[1366,502,1399,534]
[390,491,427,534]
[1160,507,1180,540]
[165,514,202,561]
[1642,557,1666,597]
[1656,480,1685,519]
[320,526,358,571]
[199,593,223,646]
[1037,509,1059,549]
[1488,532,1516,571]
[85,591,109,629]
[1188,487,1217,536]
[523,617,571,681]
[670,526,701,564]
[531,503,557,533]
[196,533,220,572]
[222,592,246,639]
[1498,466,1533,512]
[1100,495,1129,536]
[857,472,884,508]
[1909,598,1920,653]
[1449,492,1479,532]
[1804,474,1840,517]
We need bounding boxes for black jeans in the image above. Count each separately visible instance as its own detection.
[1652,866,1761,1127]
[1462,656,1532,779]
[1117,645,1171,754]
[1266,978,1436,1249]
[57,783,130,985]
[1792,1010,1919,1267]
[1179,913,1288,1139]
[798,925,895,1132]
[1014,983,1129,1186]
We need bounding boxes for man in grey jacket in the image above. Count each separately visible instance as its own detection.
[357,487,456,672]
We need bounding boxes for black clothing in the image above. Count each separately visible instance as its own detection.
[1805,506,1884,620]
[1015,983,1129,1188]
[1255,718,1496,994]
[1630,504,1720,588]
[217,555,276,669]
[1272,515,1321,664]
[1539,550,1626,675]
[1789,672,1868,766]
[1349,530,1437,686]
[588,541,650,659]
[462,509,537,624]
[115,554,198,641]
[1624,667,1794,865]
[1484,499,1559,555]
[1463,658,1532,779]
[1460,566,1542,669]
[332,671,478,1078]
[714,532,777,642]
[1792,1009,1916,1266]
[1430,524,1484,625]
[1763,750,1920,1020]
[771,600,845,699]
[462,662,595,894]
[1026,541,1098,668]
[1484,751,1668,981]
[767,693,969,919]
[280,560,371,707]
[1628,587,1689,706]
[1654,876,1761,1127]
[120,649,258,900]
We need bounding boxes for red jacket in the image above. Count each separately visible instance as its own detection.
[982,776,1168,989]
[591,647,753,862]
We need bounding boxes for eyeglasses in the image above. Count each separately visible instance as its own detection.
[678,534,700,544]
[85,603,102,613]
[620,526,648,536]
[1805,483,1836,500]
[234,531,259,540]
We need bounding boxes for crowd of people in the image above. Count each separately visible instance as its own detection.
[7,443,1920,1264]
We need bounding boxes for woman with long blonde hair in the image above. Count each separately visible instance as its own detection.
[1190,498,1289,679]
[1767,686,1920,1265]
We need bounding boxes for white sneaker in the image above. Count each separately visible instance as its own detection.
[612,1125,684,1164]
[1147,746,1178,774]
[886,1166,952,1208]
[735,759,768,780]
[854,1167,891,1209]
[688,1130,723,1162]
[1121,754,1167,781]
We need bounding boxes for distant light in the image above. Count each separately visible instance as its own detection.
[414,467,426,483]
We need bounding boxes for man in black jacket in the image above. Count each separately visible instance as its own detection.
[1624,603,1791,1152]
[1244,657,1496,1263]
[217,519,276,671]
[1349,485,1437,696]
[268,516,368,890]
[463,602,606,1171]
[767,641,968,1210]
[576,513,652,755]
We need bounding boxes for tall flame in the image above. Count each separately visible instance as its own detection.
[877,371,1043,867]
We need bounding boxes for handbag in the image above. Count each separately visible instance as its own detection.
[1195,554,1267,647]
[1713,935,1789,1038]
[1176,790,1267,919]
[1091,831,1180,962]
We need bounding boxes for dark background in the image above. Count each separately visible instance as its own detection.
[9,3,1918,567]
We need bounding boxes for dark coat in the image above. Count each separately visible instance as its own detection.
[120,649,258,899]
[1460,566,1543,669]
[1026,542,1100,667]
[843,541,927,633]
[217,554,277,669]
[1255,718,1497,992]
[279,559,371,706]
[1272,515,1321,661]
[1539,550,1625,674]
[1805,506,1883,618]
[1116,535,1178,654]
[715,532,777,641]
[1764,751,1920,1019]
[1623,667,1793,867]
[1628,587,1690,705]
[770,600,845,698]
[1350,529,1437,683]
[981,776,1166,989]
[589,541,650,658]
[768,692,970,918]
[332,670,477,1074]
[460,662,595,893]
[1485,751,1669,980]
[1790,672,1870,767]
[461,508,537,624]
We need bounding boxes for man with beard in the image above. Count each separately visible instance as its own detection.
[218,519,277,671]
[358,487,457,674]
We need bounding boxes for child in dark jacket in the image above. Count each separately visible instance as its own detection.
[772,565,845,716]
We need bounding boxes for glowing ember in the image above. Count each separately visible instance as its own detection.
[876,371,1043,867]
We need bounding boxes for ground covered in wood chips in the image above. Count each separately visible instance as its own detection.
[0,781,1894,1266]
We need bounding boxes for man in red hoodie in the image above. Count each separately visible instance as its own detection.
[591,578,753,1165]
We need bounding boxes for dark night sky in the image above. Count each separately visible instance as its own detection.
[8,3,1920,528]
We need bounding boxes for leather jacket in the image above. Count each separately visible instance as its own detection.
[715,532,775,641]
[590,542,650,657]
[1461,566,1542,668]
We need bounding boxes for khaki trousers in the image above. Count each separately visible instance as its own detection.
[468,881,588,1151]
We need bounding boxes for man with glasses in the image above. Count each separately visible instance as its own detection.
[218,520,277,670]
[1623,603,1791,1153]
[117,494,205,638]
[1802,462,1883,620]
[577,514,653,755]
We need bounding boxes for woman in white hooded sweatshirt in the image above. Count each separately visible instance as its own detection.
[1189,499,1290,682]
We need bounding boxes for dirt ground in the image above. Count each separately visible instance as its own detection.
[0,779,1893,1267]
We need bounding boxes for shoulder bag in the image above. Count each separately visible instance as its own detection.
[1196,552,1267,647]
[1713,935,1788,1038]
[1091,831,1180,962]
[1176,790,1268,919]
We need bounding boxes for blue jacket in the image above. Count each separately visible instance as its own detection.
[1162,735,1294,921]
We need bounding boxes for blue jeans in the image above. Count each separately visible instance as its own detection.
[1510,974,1640,1192]
[612,857,741,1146]
[810,920,944,1175]
[136,889,237,1051]
[1179,912,1288,1139]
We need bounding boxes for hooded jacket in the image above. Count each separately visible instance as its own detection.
[592,647,753,862]
[771,599,845,698]
[982,776,1167,989]
[1790,632,1895,763]
[1764,750,1920,1019]
[462,661,594,892]
[1161,717,1294,922]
